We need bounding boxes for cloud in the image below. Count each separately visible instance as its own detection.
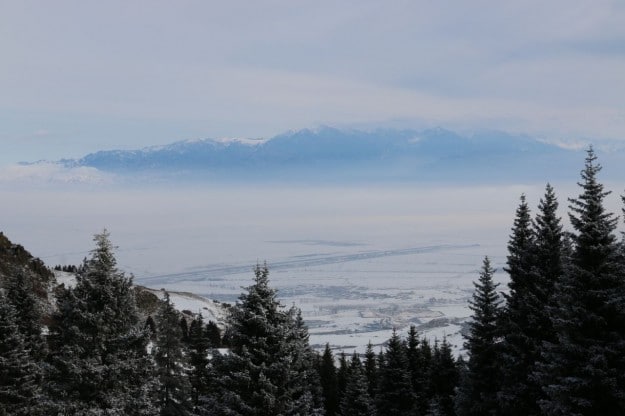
[0,162,113,186]
[1,0,624,160]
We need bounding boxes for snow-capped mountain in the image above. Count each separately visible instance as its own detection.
[11,126,619,185]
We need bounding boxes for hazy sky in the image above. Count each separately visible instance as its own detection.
[2,0,625,164]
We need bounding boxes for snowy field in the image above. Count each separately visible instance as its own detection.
[4,182,616,356]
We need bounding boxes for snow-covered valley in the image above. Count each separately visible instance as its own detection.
[4,182,613,355]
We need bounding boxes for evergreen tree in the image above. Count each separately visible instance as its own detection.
[145,315,157,339]
[187,314,211,408]
[375,329,416,415]
[0,291,42,415]
[5,270,46,360]
[363,342,378,400]
[429,337,458,416]
[418,336,434,413]
[336,352,349,409]
[339,354,377,416]
[405,325,431,414]
[456,256,502,416]
[495,185,565,415]
[202,263,322,415]
[319,344,339,416]
[537,148,625,415]
[282,307,324,415]
[154,292,192,416]
[180,317,190,344]
[46,230,156,415]
[205,320,222,347]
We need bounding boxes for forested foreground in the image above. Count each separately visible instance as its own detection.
[2,147,625,415]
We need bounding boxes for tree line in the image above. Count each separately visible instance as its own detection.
[1,147,625,415]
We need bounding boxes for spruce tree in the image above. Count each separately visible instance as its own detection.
[205,320,222,347]
[429,337,458,416]
[405,325,431,414]
[283,307,325,415]
[154,292,192,416]
[339,354,377,416]
[363,342,378,400]
[497,192,553,416]
[45,230,156,415]
[538,148,625,415]
[375,329,416,415]
[187,314,211,408]
[456,256,502,416]
[319,344,339,416]
[202,263,321,415]
[336,351,349,408]
[5,270,46,361]
[0,291,42,416]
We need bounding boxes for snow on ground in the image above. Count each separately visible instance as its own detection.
[54,270,76,288]
[145,288,228,325]
[17,185,533,356]
[53,270,228,326]
[139,240,509,357]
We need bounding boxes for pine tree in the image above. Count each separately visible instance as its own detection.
[5,270,46,361]
[456,256,502,416]
[154,292,192,416]
[180,317,190,344]
[339,354,377,416]
[497,193,545,415]
[418,336,434,413]
[45,230,156,415]
[375,329,416,415]
[429,337,458,416]
[145,315,157,339]
[0,291,42,416]
[538,148,625,415]
[319,344,339,416]
[405,325,431,414]
[283,307,325,415]
[187,314,211,408]
[202,263,321,415]
[205,320,222,347]
[336,351,349,409]
[363,342,378,400]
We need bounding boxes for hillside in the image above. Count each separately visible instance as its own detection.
[0,231,54,299]
[0,231,227,325]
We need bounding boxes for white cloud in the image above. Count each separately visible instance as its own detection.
[0,163,113,186]
[1,0,625,162]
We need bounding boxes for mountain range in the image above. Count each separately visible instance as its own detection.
[20,126,625,184]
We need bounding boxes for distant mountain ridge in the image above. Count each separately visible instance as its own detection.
[31,126,624,184]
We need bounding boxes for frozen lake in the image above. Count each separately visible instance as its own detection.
[3,182,609,355]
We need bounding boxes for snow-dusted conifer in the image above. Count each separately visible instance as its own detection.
[5,270,46,361]
[0,291,42,415]
[375,329,416,415]
[283,307,325,415]
[46,229,156,415]
[154,292,192,415]
[202,263,321,415]
[339,354,377,416]
[187,314,211,407]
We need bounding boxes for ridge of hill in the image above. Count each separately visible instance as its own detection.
[0,231,227,325]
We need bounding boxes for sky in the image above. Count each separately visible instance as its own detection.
[2,0,625,165]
